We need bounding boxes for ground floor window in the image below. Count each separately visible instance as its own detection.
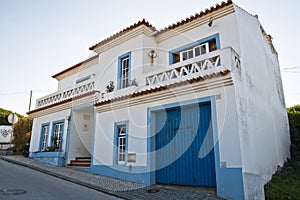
[115,122,128,165]
[40,123,50,151]
[52,120,64,151]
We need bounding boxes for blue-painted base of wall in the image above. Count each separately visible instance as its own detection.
[78,164,151,185]
[217,168,244,200]
[29,152,65,166]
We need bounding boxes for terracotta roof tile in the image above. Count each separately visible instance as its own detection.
[88,1,233,50]
[52,54,99,79]
[155,0,233,35]
[89,19,156,51]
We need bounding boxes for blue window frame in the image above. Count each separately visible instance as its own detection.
[169,33,220,64]
[51,120,64,151]
[114,121,129,165]
[75,75,91,84]
[117,52,131,89]
[40,123,50,151]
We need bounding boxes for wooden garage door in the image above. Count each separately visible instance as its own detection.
[155,102,216,186]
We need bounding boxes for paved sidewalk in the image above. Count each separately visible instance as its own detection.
[0,155,225,200]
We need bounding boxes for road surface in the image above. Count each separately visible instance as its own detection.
[0,159,122,200]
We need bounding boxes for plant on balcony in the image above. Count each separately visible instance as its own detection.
[130,78,139,87]
[105,81,115,93]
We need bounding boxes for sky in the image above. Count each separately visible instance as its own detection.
[0,0,299,115]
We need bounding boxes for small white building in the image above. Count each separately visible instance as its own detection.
[28,1,290,199]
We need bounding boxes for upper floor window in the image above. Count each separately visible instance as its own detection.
[52,120,64,151]
[170,33,220,64]
[118,52,131,89]
[40,123,50,152]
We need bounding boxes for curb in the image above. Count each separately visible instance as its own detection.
[0,156,128,200]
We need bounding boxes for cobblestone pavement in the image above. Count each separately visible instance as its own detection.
[0,155,225,200]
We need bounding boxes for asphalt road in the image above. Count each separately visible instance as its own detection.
[0,159,122,200]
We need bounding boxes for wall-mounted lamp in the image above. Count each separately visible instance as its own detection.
[208,17,213,27]
[66,115,71,121]
[148,50,157,64]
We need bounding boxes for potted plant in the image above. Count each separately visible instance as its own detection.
[106,81,115,93]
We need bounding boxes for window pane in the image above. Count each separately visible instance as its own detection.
[121,57,129,88]
[194,47,200,57]
[188,49,193,59]
[201,45,207,54]
[41,125,49,151]
[182,52,187,60]
[117,124,127,163]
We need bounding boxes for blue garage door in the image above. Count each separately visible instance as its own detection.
[155,102,216,187]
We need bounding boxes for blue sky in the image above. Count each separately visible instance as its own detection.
[0,0,299,115]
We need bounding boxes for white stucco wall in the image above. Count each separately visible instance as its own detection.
[95,35,146,92]
[29,109,70,152]
[56,63,99,91]
[233,5,290,199]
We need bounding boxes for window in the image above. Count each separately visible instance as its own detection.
[40,123,50,151]
[52,120,64,151]
[75,75,91,84]
[170,34,220,64]
[180,43,209,61]
[115,122,128,165]
[118,52,131,89]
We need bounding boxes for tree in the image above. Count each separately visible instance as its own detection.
[287,105,300,159]
[287,104,300,114]
[12,117,33,150]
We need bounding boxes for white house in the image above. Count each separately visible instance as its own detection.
[28,1,290,199]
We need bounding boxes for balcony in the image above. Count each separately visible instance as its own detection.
[145,47,240,86]
[34,47,240,110]
[35,81,96,109]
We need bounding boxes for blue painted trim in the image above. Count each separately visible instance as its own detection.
[210,96,244,200]
[29,152,65,166]
[75,75,91,84]
[64,112,73,166]
[51,119,65,150]
[114,121,129,165]
[39,122,50,151]
[148,96,211,113]
[117,51,131,89]
[169,33,220,64]
[218,168,244,200]
[90,107,97,166]
[79,165,151,185]
[169,51,174,65]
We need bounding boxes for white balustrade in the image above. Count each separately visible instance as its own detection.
[36,81,95,108]
[146,47,240,85]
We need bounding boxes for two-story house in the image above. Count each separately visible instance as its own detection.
[28,1,290,199]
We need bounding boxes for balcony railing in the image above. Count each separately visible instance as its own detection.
[36,81,96,109]
[145,47,240,85]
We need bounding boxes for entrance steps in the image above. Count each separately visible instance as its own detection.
[68,157,91,167]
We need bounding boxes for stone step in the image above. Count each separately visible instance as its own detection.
[68,157,91,167]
